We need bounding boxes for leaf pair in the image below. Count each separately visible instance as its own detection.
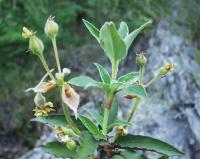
[68,62,147,98]
[83,19,152,66]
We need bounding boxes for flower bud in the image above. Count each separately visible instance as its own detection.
[115,126,128,136]
[62,127,79,137]
[45,16,59,39]
[158,64,174,76]
[34,93,46,107]
[136,52,147,67]
[29,36,44,56]
[66,139,77,151]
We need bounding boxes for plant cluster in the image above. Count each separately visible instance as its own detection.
[23,16,183,159]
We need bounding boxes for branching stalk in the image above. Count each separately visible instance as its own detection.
[127,97,141,122]
[144,74,160,88]
[39,55,56,81]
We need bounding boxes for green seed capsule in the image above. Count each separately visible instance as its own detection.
[34,93,46,107]
[45,16,59,39]
[29,36,44,56]
[66,139,77,151]
[136,52,147,67]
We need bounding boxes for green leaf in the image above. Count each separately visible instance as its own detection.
[118,72,139,83]
[75,131,98,159]
[31,115,85,130]
[85,108,103,127]
[116,135,184,156]
[83,19,100,41]
[31,115,67,127]
[94,63,111,84]
[158,156,169,159]
[108,119,131,130]
[78,115,99,136]
[124,20,152,49]
[108,97,118,125]
[122,85,147,98]
[118,21,129,39]
[85,82,111,92]
[99,22,127,64]
[120,150,147,159]
[41,141,75,158]
[112,155,124,159]
[68,75,97,87]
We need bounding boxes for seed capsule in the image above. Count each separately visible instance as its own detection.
[136,52,147,67]
[66,139,77,151]
[45,16,59,39]
[29,36,44,56]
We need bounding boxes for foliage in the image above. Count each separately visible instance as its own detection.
[22,15,183,158]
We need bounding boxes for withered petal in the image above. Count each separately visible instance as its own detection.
[62,85,80,119]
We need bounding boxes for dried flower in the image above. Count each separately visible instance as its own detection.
[62,84,80,119]
[159,63,174,76]
[115,126,128,136]
[22,27,34,38]
[45,16,59,39]
[26,70,56,93]
[55,126,78,138]
[33,102,55,117]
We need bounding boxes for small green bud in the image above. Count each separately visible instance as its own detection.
[34,93,46,107]
[44,16,59,39]
[62,127,79,137]
[29,36,44,56]
[66,139,77,151]
[136,52,147,67]
[158,64,174,76]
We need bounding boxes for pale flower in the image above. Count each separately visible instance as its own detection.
[62,84,80,119]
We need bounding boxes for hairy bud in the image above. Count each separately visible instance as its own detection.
[136,52,147,67]
[29,36,44,56]
[45,16,59,39]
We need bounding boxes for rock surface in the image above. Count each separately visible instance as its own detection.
[20,20,200,159]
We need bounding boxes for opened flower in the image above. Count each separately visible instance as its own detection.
[62,83,80,119]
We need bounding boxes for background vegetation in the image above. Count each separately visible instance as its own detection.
[0,0,199,157]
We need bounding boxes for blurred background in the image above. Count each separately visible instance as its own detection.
[0,0,200,159]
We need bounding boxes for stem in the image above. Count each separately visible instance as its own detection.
[127,97,141,122]
[144,74,160,88]
[39,55,56,81]
[102,107,109,135]
[52,38,61,73]
[139,66,143,85]
[112,61,118,81]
